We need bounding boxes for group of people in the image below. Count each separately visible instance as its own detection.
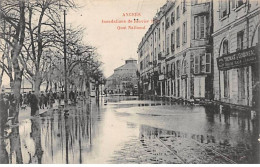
[0,93,16,134]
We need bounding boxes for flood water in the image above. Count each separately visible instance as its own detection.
[0,96,259,164]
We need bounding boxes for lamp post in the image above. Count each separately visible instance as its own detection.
[63,10,68,112]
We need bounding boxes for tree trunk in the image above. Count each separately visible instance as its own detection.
[45,80,49,93]
[34,71,42,96]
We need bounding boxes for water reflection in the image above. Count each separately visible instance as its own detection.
[0,97,259,164]
[138,102,259,164]
[9,126,23,163]
[30,118,43,163]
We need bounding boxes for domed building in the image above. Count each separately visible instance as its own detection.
[105,58,138,95]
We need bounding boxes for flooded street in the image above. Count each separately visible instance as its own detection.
[0,96,259,164]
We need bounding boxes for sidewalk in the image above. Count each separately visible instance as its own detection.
[15,101,60,123]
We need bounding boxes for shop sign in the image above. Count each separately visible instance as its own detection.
[217,47,258,70]
[159,74,165,80]
[181,74,187,79]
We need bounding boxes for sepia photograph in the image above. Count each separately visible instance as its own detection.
[0,0,259,164]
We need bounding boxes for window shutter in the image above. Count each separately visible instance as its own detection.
[194,55,200,74]
[205,53,211,73]
[200,16,205,38]
[201,54,206,73]
[196,17,200,39]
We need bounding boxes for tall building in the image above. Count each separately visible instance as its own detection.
[138,0,214,101]
[105,58,138,94]
[213,0,260,107]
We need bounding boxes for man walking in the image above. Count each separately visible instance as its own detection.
[29,91,39,116]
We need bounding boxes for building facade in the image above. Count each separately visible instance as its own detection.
[138,0,214,101]
[213,0,260,107]
[105,58,138,94]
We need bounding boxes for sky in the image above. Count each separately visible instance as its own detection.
[67,0,167,78]
[1,0,167,87]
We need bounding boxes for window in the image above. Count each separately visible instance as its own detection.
[166,64,169,76]
[183,60,187,74]
[163,41,165,53]
[223,70,229,97]
[183,0,186,13]
[140,61,143,71]
[155,48,157,61]
[232,0,236,9]
[194,15,207,39]
[171,11,175,25]
[166,17,170,29]
[166,35,169,54]
[238,68,245,99]
[200,53,211,73]
[237,0,244,8]
[172,62,175,79]
[177,6,180,19]
[155,32,156,42]
[176,28,180,47]
[194,55,200,74]
[171,30,175,52]
[182,21,187,44]
[200,17,205,38]
[176,60,180,78]
[237,30,244,51]
[223,40,229,55]
[159,28,160,40]
[162,22,164,33]
[219,0,229,18]
[205,53,211,73]
[146,55,149,68]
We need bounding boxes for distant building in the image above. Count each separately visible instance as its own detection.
[138,0,214,101]
[105,58,138,94]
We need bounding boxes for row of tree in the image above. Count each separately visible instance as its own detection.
[0,0,105,123]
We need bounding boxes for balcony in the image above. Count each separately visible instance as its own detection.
[191,2,210,15]
[158,52,165,60]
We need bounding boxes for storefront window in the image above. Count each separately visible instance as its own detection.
[222,39,229,98]
[223,70,229,97]
[238,68,245,99]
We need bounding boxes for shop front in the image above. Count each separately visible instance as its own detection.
[217,46,259,107]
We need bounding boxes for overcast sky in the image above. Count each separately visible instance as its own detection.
[67,0,167,78]
[1,0,167,86]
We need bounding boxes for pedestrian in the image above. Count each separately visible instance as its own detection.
[39,92,45,109]
[29,91,39,116]
[49,91,54,108]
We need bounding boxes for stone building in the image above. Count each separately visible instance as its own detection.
[213,0,260,107]
[138,0,214,101]
[105,58,138,94]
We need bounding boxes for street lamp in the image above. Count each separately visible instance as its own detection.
[63,9,69,113]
